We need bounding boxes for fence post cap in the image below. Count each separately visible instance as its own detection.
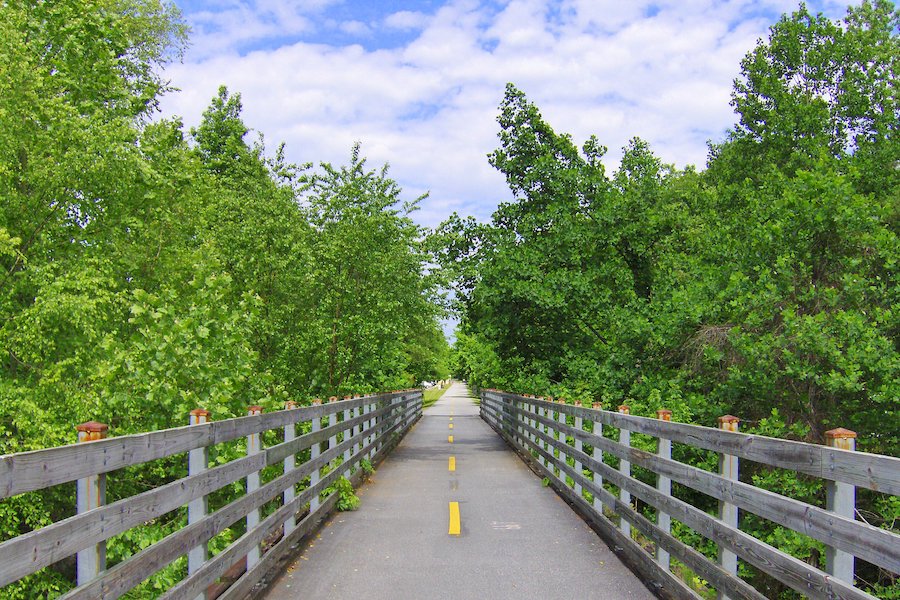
[285,400,298,410]
[189,408,210,418]
[617,404,630,414]
[718,415,740,425]
[328,396,338,403]
[247,405,264,414]
[657,409,672,421]
[825,427,857,440]
[311,398,322,405]
[574,399,583,407]
[592,401,602,410]
[76,421,108,434]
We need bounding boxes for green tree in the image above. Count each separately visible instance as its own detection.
[300,144,441,393]
[717,0,899,193]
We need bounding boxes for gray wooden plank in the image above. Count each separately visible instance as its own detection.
[481,403,698,600]
[0,399,416,587]
[488,409,765,600]
[163,462,345,600]
[503,393,900,495]
[216,411,413,600]
[498,408,879,600]
[0,393,419,499]
[58,411,410,599]
[485,392,885,495]
[523,405,900,574]
[264,403,394,466]
[211,493,340,600]
[0,452,264,587]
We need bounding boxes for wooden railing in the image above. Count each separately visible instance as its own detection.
[0,390,422,598]
[480,390,899,600]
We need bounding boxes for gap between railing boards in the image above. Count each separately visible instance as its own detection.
[479,389,899,600]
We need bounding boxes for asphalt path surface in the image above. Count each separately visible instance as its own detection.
[262,382,655,599]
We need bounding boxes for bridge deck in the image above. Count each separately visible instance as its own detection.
[262,382,654,599]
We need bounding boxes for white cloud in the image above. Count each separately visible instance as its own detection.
[180,0,340,58]
[339,20,371,36]
[160,0,853,228]
[384,10,430,30]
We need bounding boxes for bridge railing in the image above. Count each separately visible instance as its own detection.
[0,390,422,599]
[480,390,899,600]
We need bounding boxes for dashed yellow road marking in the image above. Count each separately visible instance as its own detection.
[449,423,453,429]
[449,456,456,472]
[448,435,454,443]
[449,502,461,536]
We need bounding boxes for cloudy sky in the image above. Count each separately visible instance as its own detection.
[158,0,851,228]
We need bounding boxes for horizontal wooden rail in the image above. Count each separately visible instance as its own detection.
[495,392,899,496]
[0,393,402,499]
[0,390,423,599]
[480,390,898,600]
[523,404,897,573]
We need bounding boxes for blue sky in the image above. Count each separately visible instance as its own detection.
[158,0,852,229]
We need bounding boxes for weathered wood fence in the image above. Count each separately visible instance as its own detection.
[480,390,899,600]
[0,390,422,598]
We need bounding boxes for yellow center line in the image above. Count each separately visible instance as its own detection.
[449,423,453,429]
[449,456,456,471]
[448,435,453,443]
[449,501,461,536]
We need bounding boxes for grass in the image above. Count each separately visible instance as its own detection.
[422,386,449,409]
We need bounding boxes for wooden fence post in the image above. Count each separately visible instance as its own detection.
[526,398,534,455]
[574,400,583,497]
[311,399,322,510]
[246,405,263,569]
[825,428,857,585]
[511,394,519,445]
[618,405,631,540]
[187,409,210,598]
[556,398,566,481]
[522,396,530,448]
[656,409,672,571]
[343,396,352,478]
[592,400,603,512]
[283,401,298,537]
[76,421,108,586]
[328,397,338,464]
[353,395,362,460]
[718,415,740,600]
[538,398,548,468]
[368,396,376,459]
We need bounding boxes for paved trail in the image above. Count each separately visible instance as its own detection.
[263,382,654,599]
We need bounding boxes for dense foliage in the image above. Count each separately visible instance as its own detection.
[434,2,897,596]
[0,1,447,596]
